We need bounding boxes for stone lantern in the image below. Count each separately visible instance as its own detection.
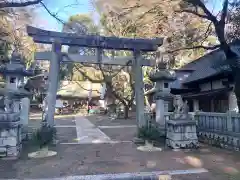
[149,62,176,135]
[0,51,33,159]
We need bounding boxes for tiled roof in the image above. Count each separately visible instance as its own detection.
[182,50,224,84]
[57,81,102,98]
[170,70,193,89]
[180,40,240,84]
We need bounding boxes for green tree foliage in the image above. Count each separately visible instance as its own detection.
[94,0,240,112]
[61,14,100,81]
[101,0,240,109]
[177,0,240,109]
[61,13,136,118]
[95,0,217,67]
[67,14,99,34]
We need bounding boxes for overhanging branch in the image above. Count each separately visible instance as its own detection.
[177,9,209,19]
[188,0,218,23]
[74,64,103,83]
[110,62,131,78]
[0,0,42,8]
[199,22,213,45]
[40,2,65,24]
[120,4,142,17]
[75,81,100,93]
[40,1,81,32]
[167,44,220,53]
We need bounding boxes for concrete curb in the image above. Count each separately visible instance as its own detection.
[2,168,208,180]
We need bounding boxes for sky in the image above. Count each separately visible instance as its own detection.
[33,0,223,32]
[33,0,93,31]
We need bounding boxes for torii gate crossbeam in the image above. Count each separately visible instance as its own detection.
[27,26,162,51]
[27,26,163,128]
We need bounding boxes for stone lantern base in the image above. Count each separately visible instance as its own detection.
[166,119,199,149]
[0,113,22,159]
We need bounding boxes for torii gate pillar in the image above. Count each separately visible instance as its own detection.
[46,42,61,127]
[26,26,163,128]
[133,51,146,127]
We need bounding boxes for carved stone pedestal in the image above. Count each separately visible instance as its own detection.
[0,113,22,159]
[166,119,199,149]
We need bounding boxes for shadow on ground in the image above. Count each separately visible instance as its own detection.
[0,114,239,180]
[0,142,240,179]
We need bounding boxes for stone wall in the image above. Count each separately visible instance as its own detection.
[0,113,22,159]
[145,111,240,151]
[195,112,240,151]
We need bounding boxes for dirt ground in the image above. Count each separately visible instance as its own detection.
[0,114,239,180]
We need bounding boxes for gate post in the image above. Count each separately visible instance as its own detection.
[46,41,61,127]
[133,50,146,127]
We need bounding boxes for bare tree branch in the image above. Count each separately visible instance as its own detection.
[199,22,213,45]
[176,9,209,19]
[75,81,100,93]
[108,82,127,105]
[0,0,42,9]
[74,64,103,83]
[40,2,65,24]
[119,4,141,16]
[167,44,220,53]
[55,2,79,15]
[189,0,218,23]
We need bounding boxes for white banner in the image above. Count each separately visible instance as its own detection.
[100,83,106,99]
[88,81,92,101]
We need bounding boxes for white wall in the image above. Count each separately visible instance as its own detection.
[212,79,226,89]
[200,82,211,91]
[199,79,227,91]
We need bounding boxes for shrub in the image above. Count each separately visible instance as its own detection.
[31,125,57,148]
[138,125,161,141]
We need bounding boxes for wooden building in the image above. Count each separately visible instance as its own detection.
[170,40,240,113]
[57,81,102,100]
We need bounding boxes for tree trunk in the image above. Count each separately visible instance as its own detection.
[221,43,240,110]
[216,37,240,110]
[124,105,129,119]
[234,72,240,110]
[144,93,150,107]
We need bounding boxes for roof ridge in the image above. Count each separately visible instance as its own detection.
[180,39,240,68]
[180,48,220,68]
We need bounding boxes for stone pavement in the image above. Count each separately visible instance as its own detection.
[74,116,111,144]
[0,114,239,180]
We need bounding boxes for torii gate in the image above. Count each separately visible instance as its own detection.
[26,26,163,128]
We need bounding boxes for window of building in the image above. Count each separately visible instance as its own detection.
[164,83,169,88]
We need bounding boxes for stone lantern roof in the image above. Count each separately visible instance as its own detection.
[149,69,177,82]
[145,87,174,101]
[0,51,34,76]
[146,68,176,101]
[0,88,31,98]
